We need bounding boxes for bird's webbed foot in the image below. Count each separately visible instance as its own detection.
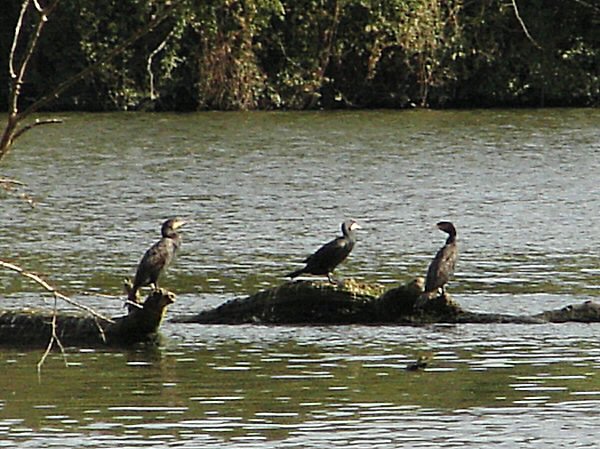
[327,273,342,286]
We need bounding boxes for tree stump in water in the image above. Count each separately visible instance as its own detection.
[0,288,175,348]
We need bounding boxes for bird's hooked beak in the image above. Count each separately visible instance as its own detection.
[173,219,187,230]
[350,221,361,231]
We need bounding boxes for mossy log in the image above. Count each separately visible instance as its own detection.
[175,278,600,325]
[175,278,436,325]
[533,300,600,323]
[0,288,174,348]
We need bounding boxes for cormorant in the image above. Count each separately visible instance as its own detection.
[424,221,458,296]
[287,219,361,283]
[128,217,186,304]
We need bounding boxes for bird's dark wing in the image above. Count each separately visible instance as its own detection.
[425,244,457,291]
[305,236,352,272]
[441,245,458,276]
[133,239,174,286]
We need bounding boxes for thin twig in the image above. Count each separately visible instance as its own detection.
[32,0,44,13]
[569,0,600,13]
[125,299,144,310]
[37,293,68,374]
[511,0,542,49]
[0,259,114,324]
[92,316,107,344]
[12,118,63,141]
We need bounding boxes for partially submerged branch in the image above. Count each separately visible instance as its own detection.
[37,294,68,374]
[0,257,112,371]
[0,177,36,207]
[0,288,175,348]
[0,259,114,324]
[0,259,174,352]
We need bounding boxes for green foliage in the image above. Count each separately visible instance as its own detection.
[330,0,463,107]
[191,0,285,110]
[454,0,600,106]
[0,0,598,110]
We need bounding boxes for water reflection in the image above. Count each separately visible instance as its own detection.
[2,324,600,448]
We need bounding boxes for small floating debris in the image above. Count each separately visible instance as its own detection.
[406,355,430,371]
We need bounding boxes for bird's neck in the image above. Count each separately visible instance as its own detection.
[344,230,356,241]
[446,234,456,245]
[163,232,181,245]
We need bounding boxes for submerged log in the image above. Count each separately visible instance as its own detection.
[175,278,600,325]
[0,288,175,348]
[175,278,447,325]
[178,279,385,325]
[533,300,600,323]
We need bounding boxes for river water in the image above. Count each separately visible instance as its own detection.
[0,109,599,448]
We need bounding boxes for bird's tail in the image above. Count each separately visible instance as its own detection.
[287,268,305,279]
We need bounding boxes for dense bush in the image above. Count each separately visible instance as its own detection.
[1,0,598,110]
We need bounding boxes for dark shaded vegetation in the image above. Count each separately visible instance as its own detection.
[1,0,598,111]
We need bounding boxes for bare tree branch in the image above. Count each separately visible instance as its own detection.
[1,0,182,161]
[147,29,174,100]
[1,0,60,162]
[511,0,542,49]
[12,118,63,141]
[0,259,114,324]
[11,1,59,117]
[9,0,30,79]
[32,0,45,12]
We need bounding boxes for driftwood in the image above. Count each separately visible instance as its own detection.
[0,288,175,348]
[175,278,599,325]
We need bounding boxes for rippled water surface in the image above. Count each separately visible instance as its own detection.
[1,109,599,448]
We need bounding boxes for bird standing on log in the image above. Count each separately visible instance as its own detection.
[128,217,186,305]
[287,219,361,284]
[415,221,458,308]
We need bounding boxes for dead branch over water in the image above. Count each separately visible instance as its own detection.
[0,259,114,324]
